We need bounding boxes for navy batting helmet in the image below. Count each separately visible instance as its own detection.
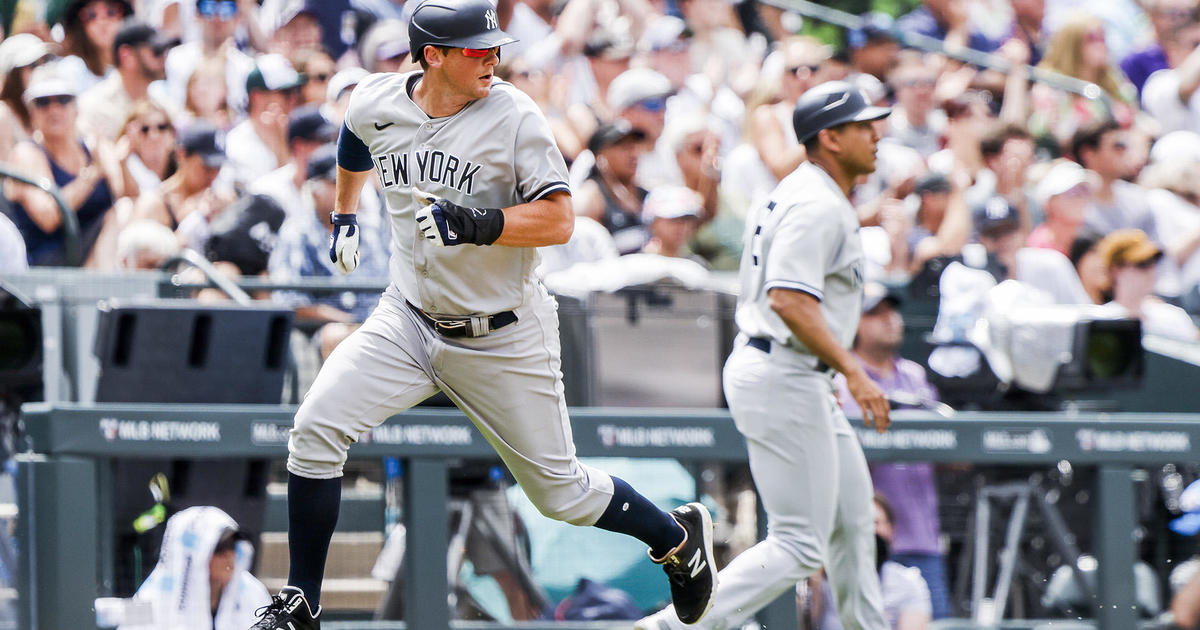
[408,0,518,64]
[792,80,891,144]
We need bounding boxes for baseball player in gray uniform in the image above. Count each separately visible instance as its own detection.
[248,1,715,628]
[638,81,894,630]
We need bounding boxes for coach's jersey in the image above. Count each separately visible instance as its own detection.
[734,161,865,358]
[344,71,570,316]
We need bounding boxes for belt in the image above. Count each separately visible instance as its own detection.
[746,337,832,374]
[408,302,518,338]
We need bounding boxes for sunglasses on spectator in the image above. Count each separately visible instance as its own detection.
[1124,258,1160,270]
[685,142,705,155]
[636,97,666,112]
[788,64,821,76]
[310,72,331,82]
[140,122,172,135]
[81,3,124,23]
[32,95,74,108]
[461,46,499,58]
[197,0,238,20]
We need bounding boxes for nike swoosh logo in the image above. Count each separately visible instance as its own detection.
[817,92,850,113]
[374,122,394,130]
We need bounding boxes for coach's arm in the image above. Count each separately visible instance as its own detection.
[493,191,574,247]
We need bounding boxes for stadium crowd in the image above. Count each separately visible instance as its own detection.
[6,0,1200,627]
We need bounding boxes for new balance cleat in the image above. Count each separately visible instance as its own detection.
[249,585,320,630]
[651,502,717,624]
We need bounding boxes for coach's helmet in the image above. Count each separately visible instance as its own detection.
[408,0,518,64]
[792,80,891,144]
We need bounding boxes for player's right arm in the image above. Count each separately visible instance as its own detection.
[329,122,375,274]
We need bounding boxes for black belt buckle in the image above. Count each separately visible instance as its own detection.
[409,302,517,338]
[747,337,771,353]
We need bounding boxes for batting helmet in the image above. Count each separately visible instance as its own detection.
[408,0,518,64]
[792,80,891,144]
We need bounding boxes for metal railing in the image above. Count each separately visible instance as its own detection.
[0,164,79,267]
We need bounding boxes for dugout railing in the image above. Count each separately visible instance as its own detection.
[16,403,1200,630]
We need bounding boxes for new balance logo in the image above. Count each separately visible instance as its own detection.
[471,208,488,217]
[686,549,707,578]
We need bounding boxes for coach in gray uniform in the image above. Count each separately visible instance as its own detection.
[638,81,894,630]
[249,1,715,628]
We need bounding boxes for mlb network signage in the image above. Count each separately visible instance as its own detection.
[99,417,221,443]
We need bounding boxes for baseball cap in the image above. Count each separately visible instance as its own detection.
[22,61,77,103]
[1034,160,1095,205]
[0,34,50,75]
[360,19,410,68]
[306,144,338,181]
[973,197,1020,237]
[246,54,304,92]
[178,122,226,167]
[861,281,902,314]
[1149,130,1200,165]
[326,67,369,103]
[587,119,646,154]
[792,80,891,144]
[113,19,175,56]
[1097,228,1163,268]
[847,12,897,50]
[640,15,688,53]
[643,185,703,222]
[287,106,335,143]
[607,68,673,113]
[914,172,951,195]
[583,29,634,61]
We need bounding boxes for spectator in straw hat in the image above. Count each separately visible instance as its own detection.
[1096,228,1199,340]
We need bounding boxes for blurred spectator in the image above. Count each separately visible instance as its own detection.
[909,171,972,274]
[972,122,1036,229]
[1006,0,1047,66]
[5,62,129,267]
[267,1,324,58]
[1142,16,1200,134]
[974,197,1024,280]
[114,219,181,270]
[848,12,902,82]
[78,19,172,141]
[134,121,235,252]
[836,283,949,620]
[575,120,650,254]
[268,145,387,359]
[1031,12,1136,147]
[293,48,337,107]
[118,506,270,630]
[665,111,721,224]
[1096,228,1200,339]
[748,36,829,184]
[182,57,235,130]
[606,68,673,185]
[1027,160,1096,256]
[119,100,178,193]
[928,92,991,183]
[537,215,620,275]
[886,51,944,158]
[640,185,704,261]
[322,67,368,127]
[675,0,747,80]
[357,19,416,74]
[1121,0,1198,97]
[57,0,133,92]
[0,212,28,272]
[1071,117,1158,239]
[896,0,1003,53]
[1141,137,1200,299]
[203,192,285,280]
[1068,229,1109,304]
[250,105,335,218]
[0,33,51,154]
[164,0,255,115]
[225,54,303,191]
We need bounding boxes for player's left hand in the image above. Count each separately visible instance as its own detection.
[846,370,891,433]
[329,212,360,274]
[413,188,505,247]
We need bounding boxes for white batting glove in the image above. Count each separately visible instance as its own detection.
[329,212,359,274]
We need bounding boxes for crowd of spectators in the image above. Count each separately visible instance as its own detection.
[8,0,1200,625]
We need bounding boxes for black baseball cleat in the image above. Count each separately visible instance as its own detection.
[250,586,320,630]
[651,502,717,625]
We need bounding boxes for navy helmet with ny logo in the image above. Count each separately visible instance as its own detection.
[408,0,518,63]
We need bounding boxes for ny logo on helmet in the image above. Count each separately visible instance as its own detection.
[485,9,498,29]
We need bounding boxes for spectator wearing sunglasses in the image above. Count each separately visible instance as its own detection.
[55,0,132,93]
[1026,160,1096,257]
[119,100,178,194]
[165,0,256,115]
[1071,117,1159,241]
[0,33,52,154]
[5,62,129,267]
[269,1,324,59]
[78,19,174,141]
[1097,228,1199,340]
[293,49,337,106]
[576,120,652,254]
[885,53,944,159]
[224,54,304,191]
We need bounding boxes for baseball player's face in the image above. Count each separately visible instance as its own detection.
[834,120,881,176]
[441,46,501,100]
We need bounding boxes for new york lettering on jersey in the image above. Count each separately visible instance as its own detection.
[373,149,484,193]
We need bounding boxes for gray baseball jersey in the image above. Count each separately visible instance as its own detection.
[343,71,570,316]
[733,161,865,359]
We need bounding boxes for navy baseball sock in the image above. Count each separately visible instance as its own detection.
[286,473,341,610]
[593,476,684,559]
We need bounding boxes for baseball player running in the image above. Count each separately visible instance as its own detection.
[248,1,715,628]
[638,81,894,630]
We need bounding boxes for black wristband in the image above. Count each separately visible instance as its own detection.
[439,201,505,245]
